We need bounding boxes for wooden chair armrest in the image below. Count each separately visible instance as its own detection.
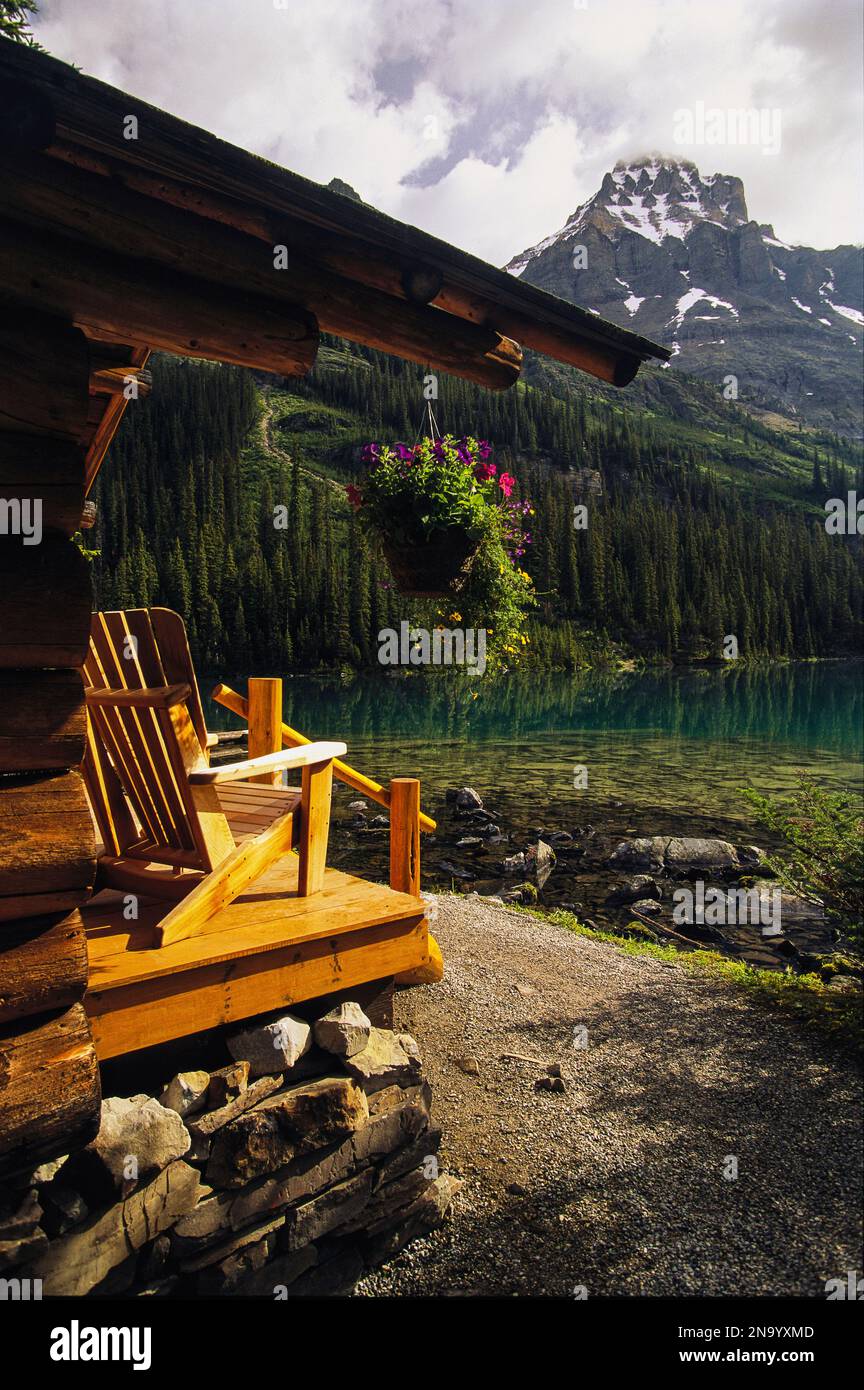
[189,741,347,785]
[86,682,192,710]
[205,732,220,748]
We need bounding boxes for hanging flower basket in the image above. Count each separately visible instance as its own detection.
[380,527,480,598]
[346,434,516,600]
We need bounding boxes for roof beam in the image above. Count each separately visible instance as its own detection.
[0,45,668,386]
[0,215,320,377]
[1,150,521,391]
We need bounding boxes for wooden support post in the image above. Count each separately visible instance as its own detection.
[389,777,421,898]
[247,677,283,786]
[297,760,334,897]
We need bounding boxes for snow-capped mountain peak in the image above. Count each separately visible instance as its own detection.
[504,155,862,436]
[506,156,748,274]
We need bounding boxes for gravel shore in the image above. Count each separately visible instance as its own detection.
[354,895,862,1297]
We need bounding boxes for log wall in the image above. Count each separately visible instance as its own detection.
[0,310,102,1179]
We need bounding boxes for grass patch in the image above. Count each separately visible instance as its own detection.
[511,903,864,1056]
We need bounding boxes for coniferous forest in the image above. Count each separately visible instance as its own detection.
[92,340,864,673]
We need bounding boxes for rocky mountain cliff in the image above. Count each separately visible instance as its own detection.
[506,157,863,435]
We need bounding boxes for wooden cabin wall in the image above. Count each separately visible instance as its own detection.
[0,309,101,1178]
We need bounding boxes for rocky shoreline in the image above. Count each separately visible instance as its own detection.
[331,782,860,980]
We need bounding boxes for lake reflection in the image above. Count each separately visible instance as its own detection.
[206,662,863,828]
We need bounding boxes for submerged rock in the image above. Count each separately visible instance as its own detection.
[665,837,740,874]
[607,837,668,873]
[447,786,484,811]
[607,874,661,905]
[526,840,556,888]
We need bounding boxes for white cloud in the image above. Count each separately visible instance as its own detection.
[33,0,864,261]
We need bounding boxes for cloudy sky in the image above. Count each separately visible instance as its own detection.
[34,0,863,265]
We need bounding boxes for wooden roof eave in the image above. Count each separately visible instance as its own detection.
[0,39,670,393]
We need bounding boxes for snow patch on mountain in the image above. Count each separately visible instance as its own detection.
[669,288,739,329]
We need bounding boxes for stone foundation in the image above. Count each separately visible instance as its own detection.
[0,1003,458,1297]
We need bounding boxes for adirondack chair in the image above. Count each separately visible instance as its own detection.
[82,608,345,947]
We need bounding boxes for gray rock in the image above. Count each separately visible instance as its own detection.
[205,1077,369,1188]
[502,852,526,875]
[632,898,662,915]
[738,844,766,868]
[234,1244,318,1297]
[526,840,556,888]
[284,1169,374,1251]
[178,1213,284,1275]
[40,1183,88,1237]
[353,1082,432,1162]
[453,786,484,810]
[159,1069,211,1118]
[453,1055,480,1076]
[229,1137,356,1230]
[69,1096,191,1201]
[343,1166,431,1236]
[313,1001,372,1058]
[369,814,389,828]
[363,1174,462,1264]
[171,1188,233,1253]
[348,800,368,812]
[0,1187,41,1242]
[608,873,661,905]
[342,1029,423,1093]
[186,1074,284,1161]
[30,1160,200,1297]
[228,1012,312,1077]
[206,1061,251,1110]
[664,837,740,873]
[28,1156,67,1187]
[607,837,669,873]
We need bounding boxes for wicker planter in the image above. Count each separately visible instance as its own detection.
[381,530,481,598]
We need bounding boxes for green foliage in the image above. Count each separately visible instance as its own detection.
[741,776,864,948]
[351,435,499,545]
[453,530,536,672]
[0,0,42,46]
[72,530,100,563]
[96,341,863,676]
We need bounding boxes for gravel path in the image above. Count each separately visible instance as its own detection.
[355,895,862,1297]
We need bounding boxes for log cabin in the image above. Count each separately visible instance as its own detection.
[0,36,669,1180]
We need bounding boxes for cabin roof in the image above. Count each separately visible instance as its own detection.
[0,38,670,484]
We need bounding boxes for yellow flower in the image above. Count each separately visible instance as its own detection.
[448,612,461,622]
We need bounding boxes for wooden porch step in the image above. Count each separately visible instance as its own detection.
[82,860,429,1060]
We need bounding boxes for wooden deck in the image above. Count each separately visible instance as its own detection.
[83,857,429,1059]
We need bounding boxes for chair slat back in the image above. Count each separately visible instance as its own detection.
[149,607,211,754]
[83,609,216,866]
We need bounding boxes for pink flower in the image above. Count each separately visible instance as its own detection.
[498,472,516,497]
[345,484,363,510]
[474,461,497,482]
